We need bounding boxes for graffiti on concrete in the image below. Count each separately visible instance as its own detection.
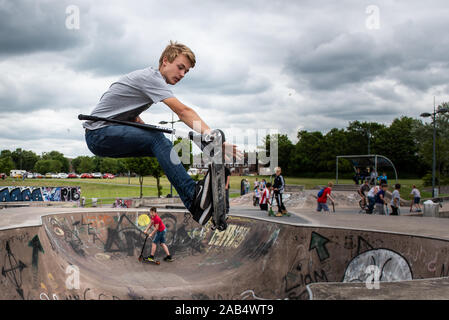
[28,235,44,289]
[4,210,447,300]
[162,212,212,258]
[235,226,279,261]
[208,224,251,248]
[28,236,44,269]
[283,266,328,300]
[0,186,80,202]
[1,241,27,299]
[104,214,146,257]
[40,287,121,300]
[309,232,330,262]
[356,236,375,255]
[240,290,271,300]
[50,217,86,256]
[343,248,413,283]
[46,212,216,260]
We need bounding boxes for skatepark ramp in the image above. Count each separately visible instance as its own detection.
[1,209,449,300]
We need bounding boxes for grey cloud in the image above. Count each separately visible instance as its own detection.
[365,85,405,103]
[0,77,20,109]
[0,0,87,57]
[284,32,401,90]
[178,70,271,96]
[67,12,150,76]
[284,10,449,92]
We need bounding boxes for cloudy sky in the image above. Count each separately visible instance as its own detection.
[1,0,449,158]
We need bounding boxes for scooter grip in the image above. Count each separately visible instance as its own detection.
[78,114,97,121]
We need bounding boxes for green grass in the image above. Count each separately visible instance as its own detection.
[1,175,442,202]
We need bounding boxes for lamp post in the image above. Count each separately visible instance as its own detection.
[367,127,371,155]
[159,114,182,196]
[420,100,449,198]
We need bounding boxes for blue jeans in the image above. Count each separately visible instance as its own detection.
[368,196,375,213]
[153,229,167,244]
[85,125,196,209]
[317,202,329,212]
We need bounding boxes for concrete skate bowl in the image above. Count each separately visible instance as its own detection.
[1,211,448,300]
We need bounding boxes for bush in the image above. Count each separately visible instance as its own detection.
[422,173,449,186]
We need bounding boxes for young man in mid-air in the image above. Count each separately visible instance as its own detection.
[82,41,238,226]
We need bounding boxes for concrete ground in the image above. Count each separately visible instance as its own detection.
[0,193,448,300]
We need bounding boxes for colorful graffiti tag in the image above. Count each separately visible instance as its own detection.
[0,187,81,202]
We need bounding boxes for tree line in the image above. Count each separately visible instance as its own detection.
[265,109,449,186]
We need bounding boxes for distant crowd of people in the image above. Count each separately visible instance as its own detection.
[357,180,422,215]
[314,177,423,215]
[353,167,388,186]
[238,166,424,217]
[250,167,288,217]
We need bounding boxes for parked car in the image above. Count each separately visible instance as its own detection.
[80,173,93,179]
[92,172,102,179]
[58,173,69,179]
[45,173,54,179]
[33,173,43,179]
[68,173,78,178]
[103,173,115,179]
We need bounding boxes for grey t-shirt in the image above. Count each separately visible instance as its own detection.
[83,67,174,130]
[390,190,400,207]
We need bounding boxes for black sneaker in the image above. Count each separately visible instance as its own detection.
[189,172,213,225]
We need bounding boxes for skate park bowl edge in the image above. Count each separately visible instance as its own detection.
[1,208,448,300]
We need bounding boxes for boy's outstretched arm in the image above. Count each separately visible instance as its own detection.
[163,97,211,135]
[144,221,154,235]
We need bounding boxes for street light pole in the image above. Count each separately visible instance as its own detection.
[432,99,436,198]
[420,97,449,198]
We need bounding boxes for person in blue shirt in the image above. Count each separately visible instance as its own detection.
[375,184,388,215]
[377,172,387,185]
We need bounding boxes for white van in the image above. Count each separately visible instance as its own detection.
[10,170,26,178]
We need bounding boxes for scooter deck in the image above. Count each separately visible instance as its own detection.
[209,162,227,231]
[189,129,228,231]
[142,258,160,265]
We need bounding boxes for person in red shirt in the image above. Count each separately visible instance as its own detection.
[259,182,272,211]
[143,207,173,262]
[317,182,335,213]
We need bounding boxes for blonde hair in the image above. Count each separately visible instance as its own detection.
[328,181,334,187]
[159,41,196,68]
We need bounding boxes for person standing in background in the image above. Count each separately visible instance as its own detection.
[410,185,422,212]
[390,184,401,215]
[273,167,287,216]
